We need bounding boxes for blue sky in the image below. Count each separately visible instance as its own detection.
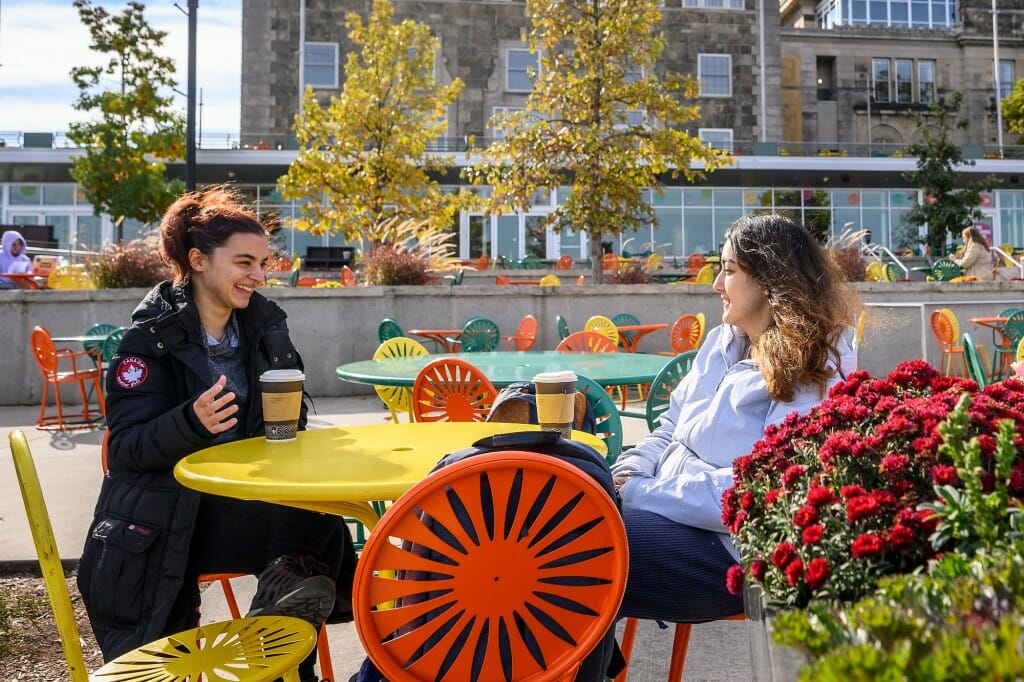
[2,0,242,136]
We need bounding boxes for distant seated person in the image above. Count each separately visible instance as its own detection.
[0,230,32,288]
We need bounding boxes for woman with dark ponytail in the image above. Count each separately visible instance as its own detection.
[78,187,353,682]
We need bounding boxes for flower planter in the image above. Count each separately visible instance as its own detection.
[743,583,808,682]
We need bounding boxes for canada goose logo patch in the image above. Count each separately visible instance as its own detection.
[115,356,149,389]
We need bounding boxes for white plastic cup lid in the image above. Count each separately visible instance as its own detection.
[259,369,305,382]
[533,370,577,383]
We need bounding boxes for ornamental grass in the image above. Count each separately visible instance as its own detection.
[723,360,1024,609]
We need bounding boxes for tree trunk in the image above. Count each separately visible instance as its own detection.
[590,234,605,284]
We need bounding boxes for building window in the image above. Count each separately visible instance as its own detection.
[698,54,731,97]
[872,58,890,103]
[999,60,1015,100]
[817,0,958,29]
[895,59,913,103]
[699,128,734,153]
[507,49,538,92]
[490,106,525,140]
[682,0,744,8]
[303,43,338,89]
[918,59,936,104]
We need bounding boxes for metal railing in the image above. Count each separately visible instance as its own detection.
[3,129,1024,160]
[861,243,910,280]
[990,245,1024,279]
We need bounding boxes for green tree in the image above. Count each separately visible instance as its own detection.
[68,0,185,238]
[280,0,474,249]
[1001,78,1024,144]
[903,92,995,256]
[755,189,831,243]
[467,0,730,282]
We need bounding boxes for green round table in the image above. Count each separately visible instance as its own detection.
[336,351,672,388]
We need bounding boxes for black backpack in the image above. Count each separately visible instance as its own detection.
[433,430,618,507]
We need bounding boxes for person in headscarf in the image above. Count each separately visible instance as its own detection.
[0,230,32,288]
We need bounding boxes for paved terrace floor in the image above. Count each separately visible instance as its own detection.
[0,395,751,681]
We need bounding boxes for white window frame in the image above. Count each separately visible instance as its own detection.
[872,58,891,104]
[918,59,936,104]
[303,42,338,89]
[490,106,525,140]
[506,49,538,93]
[682,0,744,8]
[699,128,734,153]
[895,59,913,104]
[698,54,732,97]
[999,60,1015,100]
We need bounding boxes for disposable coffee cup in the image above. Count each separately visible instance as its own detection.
[260,369,305,442]
[533,370,578,439]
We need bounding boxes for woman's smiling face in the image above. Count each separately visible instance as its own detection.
[189,232,269,312]
[712,240,772,341]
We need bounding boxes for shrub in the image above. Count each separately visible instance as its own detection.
[605,259,654,284]
[84,236,172,288]
[363,245,439,286]
[361,218,457,286]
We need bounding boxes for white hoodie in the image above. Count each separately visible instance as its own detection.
[611,323,856,559]
[0,230,32,285]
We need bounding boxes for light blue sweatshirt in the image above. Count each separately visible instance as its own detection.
[611,323,855,559]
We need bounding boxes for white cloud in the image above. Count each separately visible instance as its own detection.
[1,0,241,136]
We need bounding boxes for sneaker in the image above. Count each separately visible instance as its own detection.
[246,553,337,626]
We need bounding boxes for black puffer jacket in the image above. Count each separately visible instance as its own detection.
[78,281,307,660]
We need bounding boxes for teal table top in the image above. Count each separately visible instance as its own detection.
[336,351,672,388]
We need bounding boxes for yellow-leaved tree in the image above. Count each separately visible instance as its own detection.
[280,0,476,249]
[468,0,731,282]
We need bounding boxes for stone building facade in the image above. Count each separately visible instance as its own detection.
[780,0,1024,151]
[240,0,781,151]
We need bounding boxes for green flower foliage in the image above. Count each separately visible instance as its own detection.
[467,0,730,282]
[769,396,1024,680]
[280,0,477,248]
[67,0,185,230]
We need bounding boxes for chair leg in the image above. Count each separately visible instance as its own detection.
[614,618,639,682]
[317,625,334,682]
[667,623,693,682]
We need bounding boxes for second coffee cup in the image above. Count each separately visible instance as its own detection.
[533,370,578,439]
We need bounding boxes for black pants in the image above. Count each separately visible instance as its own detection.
[167,493,356,679]
[574,508,744,681]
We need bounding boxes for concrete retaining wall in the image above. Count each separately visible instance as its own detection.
[5,280,1023,406]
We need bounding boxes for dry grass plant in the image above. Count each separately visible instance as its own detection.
[362,217,460,286]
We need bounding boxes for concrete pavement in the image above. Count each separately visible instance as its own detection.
[0,395,751,681]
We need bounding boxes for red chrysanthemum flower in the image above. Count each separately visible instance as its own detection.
[846,495,881,522]
[782,464,807,488]
[930,464,959,486]
[804,557,831,590]
[801,524,824,545]
[793,505,819,528]
[806,485,836,507]
[785,558,805,586]
[889,523,916,552]
[851,533,885,558]
[771,542,797,568]
[750,560,766,581]
[879,454,910,477]
[725,564,744,595]
[841,484,866,499]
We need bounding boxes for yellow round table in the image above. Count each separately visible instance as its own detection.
[174,422,606,529]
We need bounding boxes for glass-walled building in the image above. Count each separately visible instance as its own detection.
[7,178,1022,263]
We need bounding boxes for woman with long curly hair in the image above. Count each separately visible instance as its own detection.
[578,213,859,679]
